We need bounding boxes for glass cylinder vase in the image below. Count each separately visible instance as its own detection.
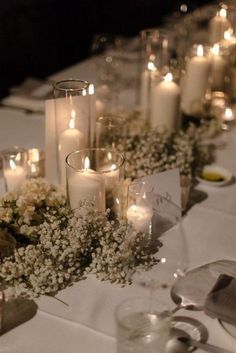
[53,79,96,188]
[66,148,124,218]
[1,146,27,192]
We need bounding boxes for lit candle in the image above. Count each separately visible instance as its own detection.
[220,28,236,50]
[59,110,85,187]
[67,157,106,212]
[140,62,158,119]
[209,8,231,44]
[210,44,227,91]
[27,148,44,178]
[151,73,180,132]
[4,159,27,192]
[181,45,211,116]
[126,204,153,233]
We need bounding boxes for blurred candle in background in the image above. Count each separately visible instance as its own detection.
[151,72,180,132]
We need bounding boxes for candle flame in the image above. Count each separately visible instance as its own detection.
[225,108,233,121]
[84,156,90,170]
[88,84,94,95]
[147,62,156,71]
[219,8,227,18]
[9,159,16,170]
[197,45,204,57]
[107,152,112,161]
[211,43,220,55]
[224,27,234,40]
[111,164,116,171]
[69,110,76,129]
[164,73,173,83]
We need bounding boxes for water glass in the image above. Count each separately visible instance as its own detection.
[115,296,171,353]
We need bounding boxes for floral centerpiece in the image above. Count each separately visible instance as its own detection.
[0,179,158,300]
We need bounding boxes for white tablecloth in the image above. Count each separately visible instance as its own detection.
[0,57,236,352]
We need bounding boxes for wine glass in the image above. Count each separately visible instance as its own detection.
[126,179,188,309]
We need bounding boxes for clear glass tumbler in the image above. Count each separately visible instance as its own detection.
[115,296,171,353]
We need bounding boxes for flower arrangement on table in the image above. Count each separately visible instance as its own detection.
[0,109,219,301]
[0,179,158,300]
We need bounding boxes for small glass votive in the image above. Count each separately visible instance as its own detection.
[27,148,45,178]
[115,296,171,353]
[96,114,126,150]
[1,147,27,192]
[66,148,124,217]
[126,180,153,234]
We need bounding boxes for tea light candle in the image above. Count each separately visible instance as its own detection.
[181,45,210,116]
[151,73,180,132]
[209,8,231,44]
[127,204,153,233]
[210,44,227,91]
[4,160,27,191]
[59,110,85,187]
[67,157,105,212]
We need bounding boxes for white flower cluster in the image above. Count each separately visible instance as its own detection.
[115,115,216,179]
[0,180,158,300]
[0,178,67,243]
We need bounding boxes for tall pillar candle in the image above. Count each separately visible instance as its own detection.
[181,45,211,116]
[140,62,158,120]
[59,110,85,187]
[209,8,231,44]
[210,44,227,92]
[151,73,180,132]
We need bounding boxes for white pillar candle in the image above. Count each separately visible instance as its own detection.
[210,44,227,91]
[127,204,153,233]
[59,110,85,187]
[151,73,180,132]
[209,8,231,44]
[140,62,158,120]
[67,157,105,212]
[181,45,211,116]
[4,160,27,191]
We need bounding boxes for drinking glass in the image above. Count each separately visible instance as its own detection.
[126,182,188,305]
[115,296,171,353]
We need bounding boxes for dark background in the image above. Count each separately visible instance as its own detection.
[0,0,213,97]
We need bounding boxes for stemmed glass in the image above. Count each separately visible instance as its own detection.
[126,180,188,310]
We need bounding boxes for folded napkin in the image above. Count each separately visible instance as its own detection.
[204,274,236,325]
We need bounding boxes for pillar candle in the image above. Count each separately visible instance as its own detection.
[151,73,180,132]
[210,44,227,91]
[59,110,85,187]
[140,62,158,120]
[181,45,211,116]
[126,204,153,233]
[67,157,105,212]
[4,160,26,191]
[209,8,231,44]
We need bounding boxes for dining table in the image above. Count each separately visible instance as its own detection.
[0,51,236,353]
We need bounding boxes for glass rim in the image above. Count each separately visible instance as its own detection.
[114,296,171,324]
[53,78,90,93]
[1,146,27,157]
[65,148,125,173]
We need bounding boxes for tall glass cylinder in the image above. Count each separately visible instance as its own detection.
[66,148,124,218]
[53,79,96,187]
